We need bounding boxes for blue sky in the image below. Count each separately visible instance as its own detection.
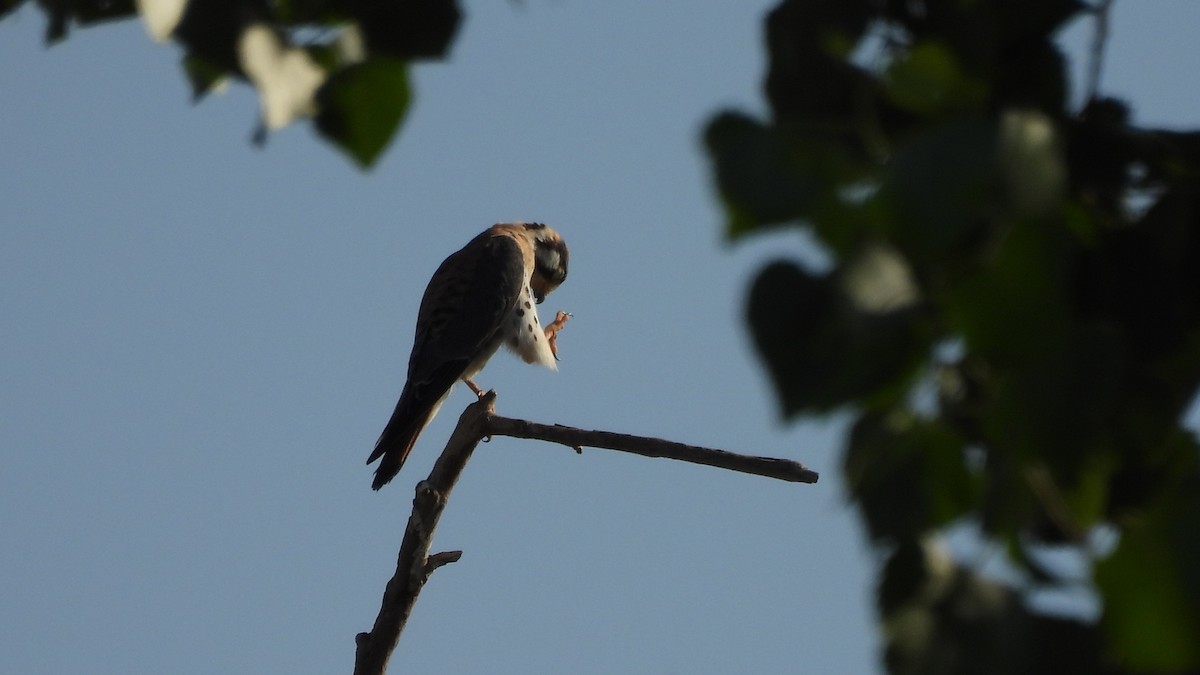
[3,2,1199,673]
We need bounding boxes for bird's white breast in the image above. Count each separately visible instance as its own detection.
[504,284,557,369]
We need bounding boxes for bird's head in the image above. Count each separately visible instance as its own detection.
[522,222,569,303]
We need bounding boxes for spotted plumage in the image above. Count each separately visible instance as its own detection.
[367,222,570,490]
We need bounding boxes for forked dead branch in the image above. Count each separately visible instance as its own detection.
[352,391,818,675]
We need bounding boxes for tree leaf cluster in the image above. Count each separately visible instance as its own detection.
[707,1,1200,672]
[10,0,460,167]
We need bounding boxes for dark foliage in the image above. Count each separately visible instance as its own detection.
[707,1,1200,672]
[12,0,459,167]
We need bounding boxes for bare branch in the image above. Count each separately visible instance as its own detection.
[486,415,819,484]
[355,392,819,673]
[353,392,496,675]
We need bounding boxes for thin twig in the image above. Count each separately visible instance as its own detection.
[485,416,819,484]
[423,550,463,574]
[1084,0,1114,104]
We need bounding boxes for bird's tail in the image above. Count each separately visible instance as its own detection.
[367,390,440,490]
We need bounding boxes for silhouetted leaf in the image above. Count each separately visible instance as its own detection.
[182,54,228,102]
[943,217,1073,366]
[879,115,1000,265]
[1097,471,1200,671]
[36,0,135,43]
[305,43,341,72]
[747,258,927,415]
[274,0,347,24]
[995,39,1068,113]
[996,0,1084,40]
[983,322,1123,469]
[845,412,975,543]
[885,41,986,117]
[764,0,873,126]
[352,0,461,60]
[315,57,410,168]
[175,0,271,75]
[704,113,826,237]
[745,260,838,413]
[2,0,28,21]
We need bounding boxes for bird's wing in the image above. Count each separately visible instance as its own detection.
[407,231,527,400]
[365,233,526,487]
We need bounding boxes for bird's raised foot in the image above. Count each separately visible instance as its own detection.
[545,311,573,360]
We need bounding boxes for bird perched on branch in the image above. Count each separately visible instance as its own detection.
[367,222,570,490]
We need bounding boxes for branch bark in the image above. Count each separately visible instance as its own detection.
[353,392,495,675]
[485,416,819,483]
[354,391,818,674]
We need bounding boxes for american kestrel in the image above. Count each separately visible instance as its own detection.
[367,222,570,490]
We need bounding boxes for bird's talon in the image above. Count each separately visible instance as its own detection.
[545,310,572,360]
[464,378,486,397]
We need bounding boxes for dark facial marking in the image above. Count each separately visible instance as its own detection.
[534,239,569,284]
[534,260,557,282]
